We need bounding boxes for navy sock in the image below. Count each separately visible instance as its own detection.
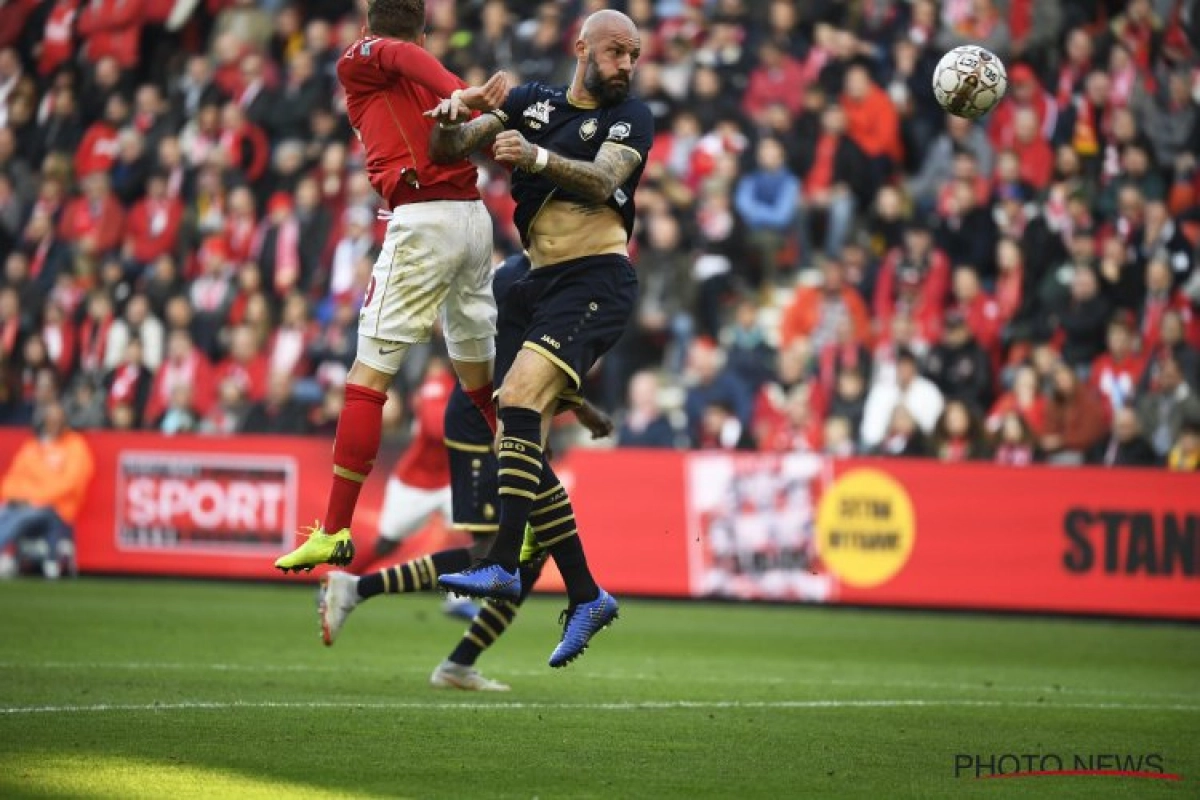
[486,406,544,571]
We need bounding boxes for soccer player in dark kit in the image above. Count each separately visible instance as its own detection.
[427,9,652,667]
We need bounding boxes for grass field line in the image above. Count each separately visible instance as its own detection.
[0,660,1194,702]
[2,698,1199,716]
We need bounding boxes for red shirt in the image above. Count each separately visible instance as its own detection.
[338,36,478,210]
[1089,353,1145,414]
[76,0,146,69]
[125,196,182,264]
[392,369,454,490]
[214,355,269,402]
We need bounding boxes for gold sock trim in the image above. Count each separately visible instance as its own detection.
[333,465,368,483]
[532,513,575,534]
[498,467,541,484]
[530,497,570,517]
[537,529,578,548]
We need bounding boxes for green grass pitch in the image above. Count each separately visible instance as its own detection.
[0,579,1197,799]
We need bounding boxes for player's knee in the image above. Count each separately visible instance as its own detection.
[353,336,409,385]
[446,336,495,365]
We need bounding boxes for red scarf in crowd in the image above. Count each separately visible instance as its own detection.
[108,362,141,411]
[273,218,301,295]
[78,314,113,373]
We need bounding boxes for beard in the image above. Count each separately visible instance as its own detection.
[584,55,630,106]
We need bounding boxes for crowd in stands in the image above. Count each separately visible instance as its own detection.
[0,0,1199,470]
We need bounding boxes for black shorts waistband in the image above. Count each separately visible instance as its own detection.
[527,253,633,280]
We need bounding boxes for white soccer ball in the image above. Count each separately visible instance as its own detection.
[931,45,1008,119]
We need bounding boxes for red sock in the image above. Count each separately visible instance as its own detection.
[324,383,388,532]
[464,382,498,435]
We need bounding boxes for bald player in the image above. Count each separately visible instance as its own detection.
[427,10,651,667]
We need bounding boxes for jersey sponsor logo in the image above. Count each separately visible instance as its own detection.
[607,122,632,141]
[523,100,553,128]
[579,118,598,140]
[358,39,375,57]
[540,334,561,350]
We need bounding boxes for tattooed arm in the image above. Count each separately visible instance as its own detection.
[492,130,642,204]
[428,114,505,164]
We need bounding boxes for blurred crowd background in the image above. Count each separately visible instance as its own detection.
[0,0,1199,469]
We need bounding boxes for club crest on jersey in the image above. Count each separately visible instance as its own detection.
[579,118,598,140]
[523,100,553,129]
[607,122,632,141]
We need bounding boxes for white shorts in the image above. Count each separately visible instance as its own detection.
[358,199,496,373]
[377,476,453,543]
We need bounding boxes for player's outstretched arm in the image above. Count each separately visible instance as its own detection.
[428,112,505,164]
[492,131,641,205]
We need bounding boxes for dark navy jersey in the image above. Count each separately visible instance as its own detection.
[444,254,532,447]
[490,83,654,247]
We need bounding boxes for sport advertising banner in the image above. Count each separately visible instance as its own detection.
[0,430,1194,618]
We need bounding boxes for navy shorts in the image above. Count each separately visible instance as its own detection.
[443,384,498,534]
[494,254,638,403]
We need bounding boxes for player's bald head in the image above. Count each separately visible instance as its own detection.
[579,9,639,46]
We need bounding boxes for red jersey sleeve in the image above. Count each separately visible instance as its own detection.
[339,37,465,99]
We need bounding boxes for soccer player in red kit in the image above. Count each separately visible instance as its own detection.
[275,0,509,573]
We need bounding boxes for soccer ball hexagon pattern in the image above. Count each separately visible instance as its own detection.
[932,45,1008,119]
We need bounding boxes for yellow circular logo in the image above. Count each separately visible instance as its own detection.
[816,469,915,588]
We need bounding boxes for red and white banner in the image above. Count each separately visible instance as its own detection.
[1,430,1196,619]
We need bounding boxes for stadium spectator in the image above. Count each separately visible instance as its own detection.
[932,399,990,462]
[874,404,929,457]
[1089,406,1160,467]
[1166,416,1200,471]
[1089,314,1145,413]
[0,401,94,578]
[925,310,993,413]
[757,383,822,453]
[104,336,152,427]
[1057,265,1112,371]
[862,347,944,449]
[742,40,806,125]
[242,371,308,435]
[780,259,871,350]
[684,339,753,448]
[936,177,998,280]
[617,370,679,449]
[992,410,1037,466]
[1141,309,1200,391]
[1041,361,1110,464]
[698,400,756,451]
[57,173,125,258]
[734,136,799,289]
[146,328,214,426]
[214,324,268,403]
[796,103,868,262]
[841,63,902,180]
[123,171,183,272]
[909,114,994,212]
[1137,354,1200,457]
[874,222,949,339]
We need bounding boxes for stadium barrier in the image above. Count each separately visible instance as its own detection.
[0,430,1195,620]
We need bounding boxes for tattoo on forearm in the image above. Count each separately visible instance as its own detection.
[429,115,503,164]
[544,144,641,204]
